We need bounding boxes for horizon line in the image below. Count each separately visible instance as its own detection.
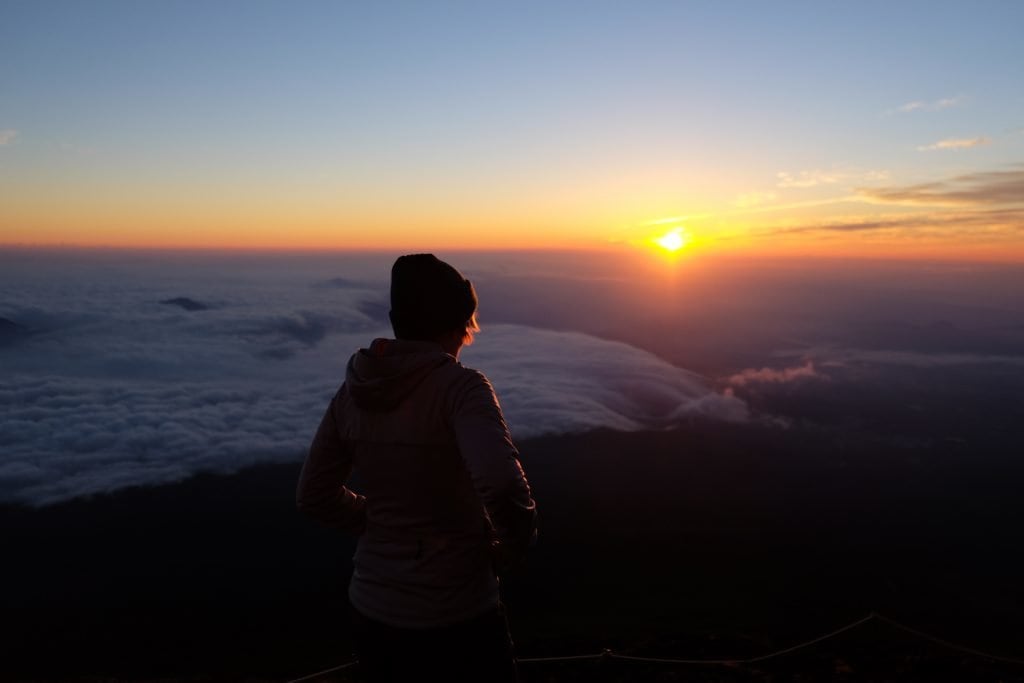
[3,242,1024,266]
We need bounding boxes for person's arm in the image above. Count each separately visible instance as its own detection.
[452,371,537,565]
[296,389,366,534]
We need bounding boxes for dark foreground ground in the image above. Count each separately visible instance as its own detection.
[3,421,1024,682]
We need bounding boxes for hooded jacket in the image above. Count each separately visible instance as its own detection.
[297,338,537,628]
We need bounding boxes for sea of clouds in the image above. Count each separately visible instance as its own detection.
[0,251,746,506]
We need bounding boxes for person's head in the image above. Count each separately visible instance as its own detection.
[389,254,479,355]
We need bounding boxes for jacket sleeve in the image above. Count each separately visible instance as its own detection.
[296,389,366,534]
[451,371,537,564]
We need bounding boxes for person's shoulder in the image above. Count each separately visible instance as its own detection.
[434,361,496,412]
[447,360,492,388]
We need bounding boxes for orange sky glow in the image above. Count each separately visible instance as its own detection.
[5,188,1024,262]
[2,4,1022,262]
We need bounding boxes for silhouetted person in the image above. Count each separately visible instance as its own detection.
[297,254,537,682]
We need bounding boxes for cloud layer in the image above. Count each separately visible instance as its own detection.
[0,252,744,506]
[465,326,747,436]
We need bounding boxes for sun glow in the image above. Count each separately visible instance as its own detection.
[654,227,690,252]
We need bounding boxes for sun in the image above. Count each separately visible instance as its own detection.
[654,227,690,252]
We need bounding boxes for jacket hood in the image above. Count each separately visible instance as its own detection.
[346,338,453,411]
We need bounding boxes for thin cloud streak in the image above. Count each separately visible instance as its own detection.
[734,191,777,208]
[917,136,991,151]
[777,170,842,188]
[0,129,17,145]
[856,168,1024,206]
[728,195,862,217]
[805,347,1024,368]
[895,95,965,113]
[776,169,889,189]
[759,208,1024,240]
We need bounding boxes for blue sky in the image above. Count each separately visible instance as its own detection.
[2,1,1023,253]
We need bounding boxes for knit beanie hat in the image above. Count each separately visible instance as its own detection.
[389,254,478,340]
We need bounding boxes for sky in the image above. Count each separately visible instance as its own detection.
[1,1,1024,258]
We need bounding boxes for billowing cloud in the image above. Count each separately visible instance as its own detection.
[0,377,333,506]
[727,361,822,386]
[0,255,745,506]
[465,326,747,437]
[917,136,990,151]
[857,168,1024,206]
[0,129,17,145]
[896,95,965,113]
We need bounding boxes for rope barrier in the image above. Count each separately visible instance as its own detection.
[286,659,357,683]
[741,612,876,664]
[611,612,876,665]
[518,652,607,663]
[285,611,1024,682]
[874,613,1024,666]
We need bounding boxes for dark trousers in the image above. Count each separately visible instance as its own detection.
[352,605,518,682]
